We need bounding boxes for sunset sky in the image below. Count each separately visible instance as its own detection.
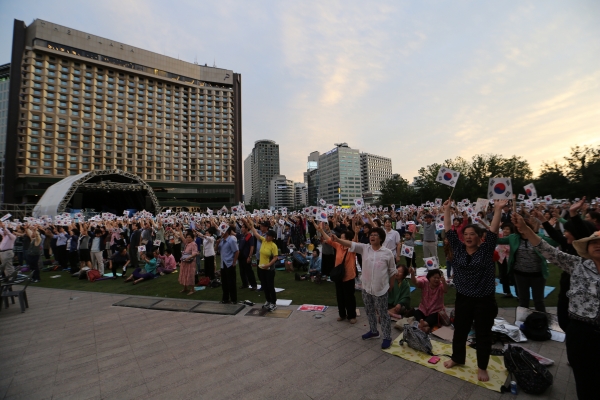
[1,0,599,183]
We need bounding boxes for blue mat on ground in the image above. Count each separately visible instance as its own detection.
[494,279,555,298]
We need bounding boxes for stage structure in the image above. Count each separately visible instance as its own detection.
[32,170,160,218]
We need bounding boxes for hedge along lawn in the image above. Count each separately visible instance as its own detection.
[32,245,562,309]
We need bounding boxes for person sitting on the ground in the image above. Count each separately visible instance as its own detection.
[388,265,412,319]
[157,249,177,275]
[296,249,321,281]
[108,247,130,279]
[292,241,310,270]
[125,249,158,284]
[410,267,447,333]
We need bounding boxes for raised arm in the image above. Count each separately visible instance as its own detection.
[443,199,452,232]
[490,199,508,234]
[512,213,580,274]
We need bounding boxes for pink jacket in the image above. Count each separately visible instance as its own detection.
[158,254,176,270]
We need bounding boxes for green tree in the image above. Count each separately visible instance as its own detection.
[379,174,418,206]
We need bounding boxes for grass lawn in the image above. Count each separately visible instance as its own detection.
[32,245,562,309]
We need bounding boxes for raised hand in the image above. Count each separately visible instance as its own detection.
[494,199,509,210]
[511,213,528,233]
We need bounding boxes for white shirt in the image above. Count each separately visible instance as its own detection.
[350,242,397,296]
[203,236,216,257]
[382,229,401,256]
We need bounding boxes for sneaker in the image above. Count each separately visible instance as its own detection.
[268,303,277,312]
[262,301,270,309]
[381,339,392,349]
[362,331,380,340]
[349,318,357,324]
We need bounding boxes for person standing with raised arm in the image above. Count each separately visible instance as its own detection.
[443,197,506,382]
[332,226,397,349]
[512,212,600,400]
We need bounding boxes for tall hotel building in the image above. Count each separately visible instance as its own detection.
[3,19,242,207]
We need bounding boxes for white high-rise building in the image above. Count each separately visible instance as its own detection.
[268,174,294,209]
[294,182,307,209]
[360,152,392,193]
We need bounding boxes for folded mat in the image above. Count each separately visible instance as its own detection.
[383,334,508,392]
[494,279,555,298]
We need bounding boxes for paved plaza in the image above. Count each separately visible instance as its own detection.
[0,287,576,400]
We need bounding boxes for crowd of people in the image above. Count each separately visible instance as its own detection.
[1,196,599,398]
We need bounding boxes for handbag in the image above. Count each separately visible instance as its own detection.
[330,250,347,283]
[504,344,553,394]
[399,321,434,355]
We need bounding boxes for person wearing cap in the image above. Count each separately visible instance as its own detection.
[418,212,438,261]
[244,218,279,312]
[512,213,600,400]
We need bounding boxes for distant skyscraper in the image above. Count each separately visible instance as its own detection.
[318,143,361,206]
[360,152,392,193]
[250,139,279,207]
[268,174,294,209]
[243,153,253,204]
[306,150,320,205]
[294,182,307,208]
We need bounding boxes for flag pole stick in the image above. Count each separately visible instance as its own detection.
[449,186,456,199]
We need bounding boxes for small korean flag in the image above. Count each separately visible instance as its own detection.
[436,223,445,230]
[401,244,414,259]
[231,206,239,213]
[524,183,537,199]
[424,257,439,270]
[487,177,513,200]
[316,209,328,222]
[319,198,326,206]
[435,198,442,207]
[544,195,553,202]
[354,198,364,208]
[517,194,525,201]
[435,167,460,188]
[303,207,310,215]
[153,240,161,247]
[391,204,395,210]
[137,245,146,253]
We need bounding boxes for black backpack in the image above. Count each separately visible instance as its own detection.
[504,344,553,394]
[522,313,551,341]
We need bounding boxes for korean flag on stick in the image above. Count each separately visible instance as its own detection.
[436,167,460,187]
[524,183,537,199]
[487,177,513,200]
[401,244,414,259]
[517,194,525,201]
[354,198,364,209]
[316,208,328,223]
[423,257,439,270]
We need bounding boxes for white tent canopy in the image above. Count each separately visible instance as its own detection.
[32,169,159,218]
[32,172,90,218]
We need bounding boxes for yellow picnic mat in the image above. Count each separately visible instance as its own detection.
[383,334,508,392]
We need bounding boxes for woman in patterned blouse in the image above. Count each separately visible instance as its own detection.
[442,198,507,383]
[513,213,600,400]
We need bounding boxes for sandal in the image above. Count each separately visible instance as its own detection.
[187,291,195,296]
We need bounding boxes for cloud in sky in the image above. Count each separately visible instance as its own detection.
[1,0,599,184]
